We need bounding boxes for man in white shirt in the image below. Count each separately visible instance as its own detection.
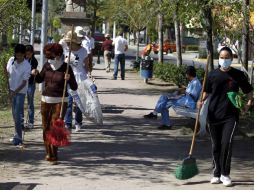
[112,31,128,80]
[86,31,95,75]
[7,44,31,145]
[76,29,93,76]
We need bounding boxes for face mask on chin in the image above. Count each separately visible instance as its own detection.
[48,57,63,64]
[48,58,56,65]
[219,58,232,70]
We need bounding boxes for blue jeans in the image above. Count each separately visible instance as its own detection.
[64,94,83,127]
[12,93,25,142]
[27,84,36,125]
[113,53,125,79]
[154,95,177,126]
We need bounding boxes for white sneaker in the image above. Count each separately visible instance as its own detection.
[210,177,221,184]
[75,124,81,132]
[220,175,232,187]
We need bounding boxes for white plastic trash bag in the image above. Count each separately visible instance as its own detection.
[68,89,86,114]
[76,79,103,125]
[199,96,211,136]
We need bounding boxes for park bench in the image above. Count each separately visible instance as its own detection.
[171,97,211,136]
[171,105,197,119]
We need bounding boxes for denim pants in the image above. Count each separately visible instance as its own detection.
[27,84,36,124]
[113,53,125,79]
[64,94,82,127]
[12,93,25,141]
[154,95,177,126]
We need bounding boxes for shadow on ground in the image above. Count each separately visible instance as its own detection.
[1,112,253,186]
[0,182,41,190]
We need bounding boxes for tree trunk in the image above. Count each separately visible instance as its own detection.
[134,31,137,45]
[91,0,97,36]
[174,1,182,66]
[144,28,147,44]
[158,13,163,63]
[242,0,250,71]
[180,23,184,49]
[136,31,140,60]
[128,32,130,45]
[204,3,214,71]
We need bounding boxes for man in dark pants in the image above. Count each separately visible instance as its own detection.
[199,47,253,187]
[112,31,128,80]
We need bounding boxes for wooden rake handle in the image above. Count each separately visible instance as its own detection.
[189,53,210,156]
[60,25,75,119]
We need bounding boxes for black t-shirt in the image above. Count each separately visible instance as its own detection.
[28,57,38,85]
[205,67,253,123]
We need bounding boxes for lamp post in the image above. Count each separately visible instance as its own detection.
[30,0,36,45]
[39,0,48,91]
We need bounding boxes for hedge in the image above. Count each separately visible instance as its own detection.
[0,48,13,108]
[153,62,205,87]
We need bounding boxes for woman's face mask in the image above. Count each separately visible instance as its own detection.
[219,58,232,70]
[48,55,63,64]
[48,58,57,64]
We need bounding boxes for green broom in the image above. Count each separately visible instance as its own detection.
[175,54,210,180]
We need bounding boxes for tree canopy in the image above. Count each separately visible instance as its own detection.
[0,0,31,33]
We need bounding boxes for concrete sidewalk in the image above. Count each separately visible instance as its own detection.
[0,62,254,190]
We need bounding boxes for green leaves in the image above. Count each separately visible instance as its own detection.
[52,17,61,29]
[154,62,205,87]
[0,0,31,33]
[0,48,13,107]
[101,0,156,32]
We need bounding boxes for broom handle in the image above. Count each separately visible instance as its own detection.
[60,25,74,119]
[189,53,210,156]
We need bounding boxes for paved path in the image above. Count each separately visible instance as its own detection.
[0,61,254,190]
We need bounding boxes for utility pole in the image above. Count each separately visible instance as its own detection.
[30,0,36,45]
[113,21,116,39]
[39,0,48,91]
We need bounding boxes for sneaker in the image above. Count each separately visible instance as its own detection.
[10,137,22,146]
[157,125,172,130]
[144,112,157,119]
[65,124,72,130]
[210,177,221,184]
[220,175,232,187]
[26,123,34,129]
[111,76,117,80]
[75,124,81,132]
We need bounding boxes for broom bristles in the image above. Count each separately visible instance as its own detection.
[175,156,199,180]
[46,118,71,147]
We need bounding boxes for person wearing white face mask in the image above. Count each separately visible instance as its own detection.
[198,47,253,187]
[31,43,77,164]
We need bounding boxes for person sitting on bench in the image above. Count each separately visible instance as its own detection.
[144,66,202,130]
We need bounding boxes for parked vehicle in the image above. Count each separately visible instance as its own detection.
[93,32,105,55]
[153,39,186,54]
